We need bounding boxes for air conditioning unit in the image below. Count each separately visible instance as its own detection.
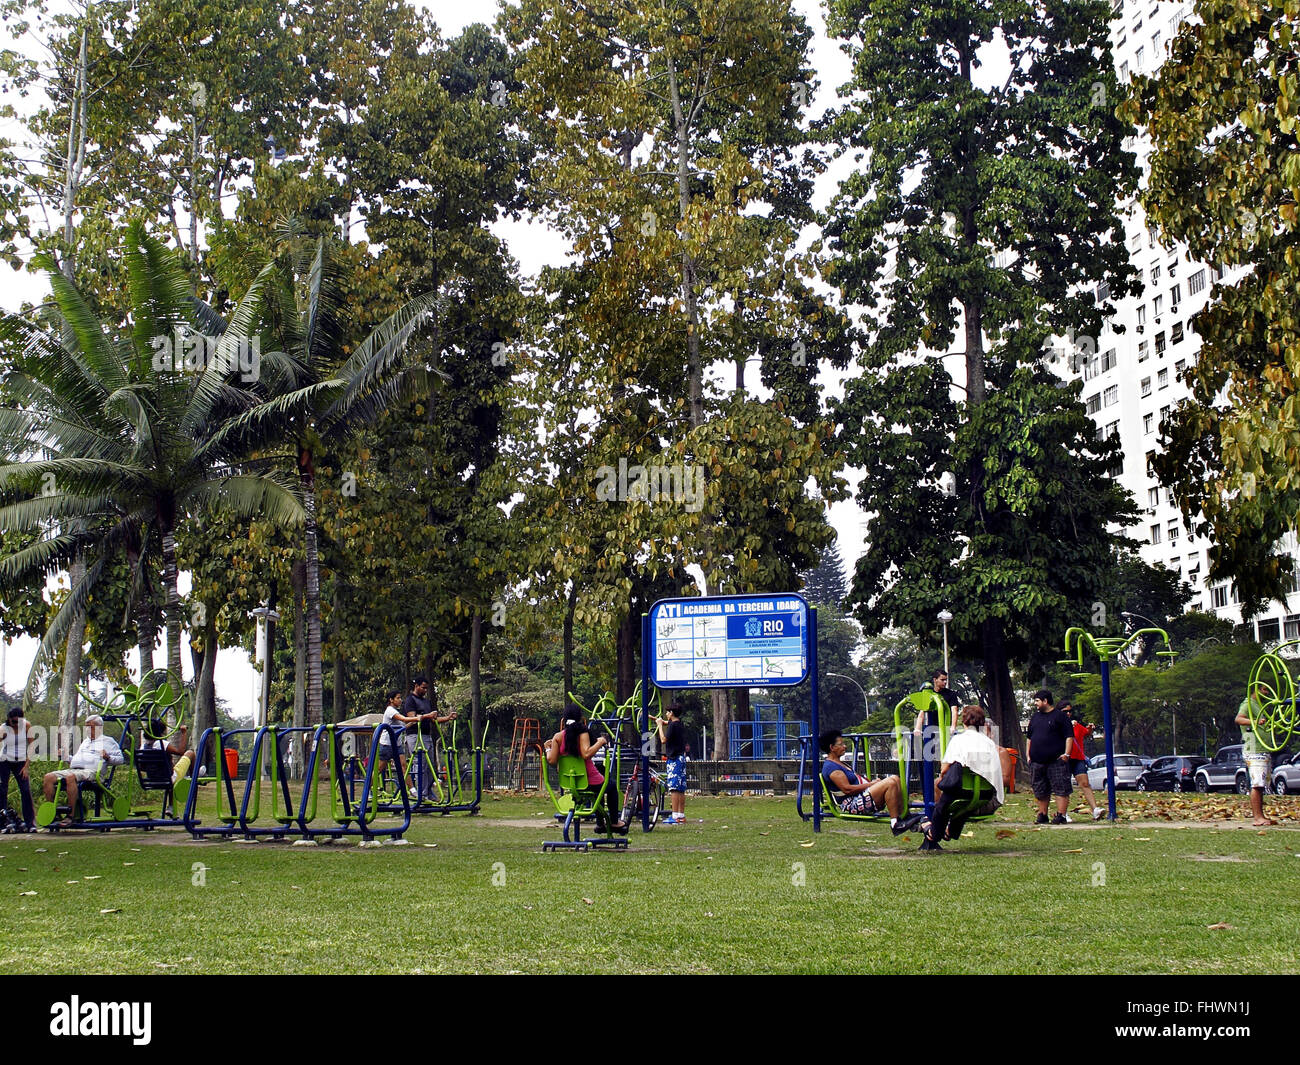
[1137,325,1145,333]
[1171,304,1179,315]
[1154,316,1162,325]
[1147,507,1157,515]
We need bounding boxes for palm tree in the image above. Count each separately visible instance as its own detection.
[0,221,304,711]
[213,236,445,726]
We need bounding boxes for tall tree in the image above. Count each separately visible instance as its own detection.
[1125,0,1300,618]
[0,222,303,699]
[799,540,849,607]
[503,0,848,737]
[823,0,1141,745]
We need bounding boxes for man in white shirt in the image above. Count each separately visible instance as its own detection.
[919,704,1004,852]
[42,715,124,826]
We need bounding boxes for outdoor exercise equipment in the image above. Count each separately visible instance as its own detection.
[540,689,643,852]
[36,670,190,831]
[795,690,997,827]
[1245,643,1300,753]
[1058,624,1175,821]
[183,722,412,842]
[392,718,489,815]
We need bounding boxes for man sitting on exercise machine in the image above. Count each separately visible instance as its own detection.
[41,715,124,827]
[918,705,1004,852]
[820,729,924,836]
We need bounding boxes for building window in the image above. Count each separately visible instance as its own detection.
[1138,340,1149,360]
[1147,225,1157,248]
[1189,268,1206,295]
[1101,347,1117,372]
[1211,263,1224,282]
[1141,376,1152,397]
[1146,450,1156,476]
[1170,283,1182,306]
[1157,368,1169,389]
[1143,412,1154,434]
[1150,523,1162,544]
[1095,282,1111,304]
[1151,264,1161,284]
[1148,486,1159,507]
[1175,358,1186,376]
[1137,305,1147,326]
[1161,405,1171,424]
[1286,615,1300,640]
[1086,392,1102,414]
[1259,618,1281,645]
[1171,321,1184,343]
[1156,332,1167,355]
[1212,585,1228,608]
[1129,230,1142,251]
[1153,294,1164,317]
[1120,60,1130,81]
[1103,385,1119,407]
[1167,521,1179,544]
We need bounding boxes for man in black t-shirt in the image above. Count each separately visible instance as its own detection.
[402,677,456,800]
[1026,689,1073,825]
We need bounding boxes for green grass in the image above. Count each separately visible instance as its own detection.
[2,792,1297,974]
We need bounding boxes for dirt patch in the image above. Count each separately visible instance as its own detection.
[1185,854,1256,863]
[483,819,553,830]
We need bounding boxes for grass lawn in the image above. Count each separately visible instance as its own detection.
[3,790,1297,974]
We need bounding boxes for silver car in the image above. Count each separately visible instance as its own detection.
[1273,752,1300,795]
[1086,752,1146,791]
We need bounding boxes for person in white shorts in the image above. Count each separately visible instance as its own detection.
[1236,684,1275,828]
[42,715,124,826]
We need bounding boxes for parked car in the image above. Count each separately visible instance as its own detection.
[1272,752,1300,795]
[1086,753,1146,791]
[1135,755,1209,792]
[1193,744,1250,793]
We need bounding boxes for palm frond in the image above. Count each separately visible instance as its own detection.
[186,475,304,529]
[124,221,203,376]
[31,254,128,396]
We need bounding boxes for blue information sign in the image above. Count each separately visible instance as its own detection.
[648,594,810,688]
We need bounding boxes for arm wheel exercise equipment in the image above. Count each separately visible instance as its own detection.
[39,674,192,830]
[389,718,490,815]
[1246,643,1300,753]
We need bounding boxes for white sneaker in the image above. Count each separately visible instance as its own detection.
[1063,813,1073,823]
[1092,806,1104,820]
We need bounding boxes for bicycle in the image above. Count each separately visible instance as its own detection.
[618,757,667,830]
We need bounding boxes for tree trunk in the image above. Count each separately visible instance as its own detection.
[469,611,483,751]
[291,561,306,771]
[56,557,87,759]
[562,582,576,700]
[981,617,1022,755]
[299,452,323,726]
[666,56,704,430]
[615,611,637,704]
[711,690,731,762]
[193,615,218,754]
[331,589,344,723]
[160,527,182,680]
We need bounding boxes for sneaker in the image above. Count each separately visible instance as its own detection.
[1050,813,1068,825]
[663,814,686,825]
[1092,806,1104,821]
[1035,813,1049,825]
[892,813,925,836]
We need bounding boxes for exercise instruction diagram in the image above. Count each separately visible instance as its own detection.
[649,594,809,688]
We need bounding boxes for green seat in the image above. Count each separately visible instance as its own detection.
[819,768,890,822]
[542,753,626,852]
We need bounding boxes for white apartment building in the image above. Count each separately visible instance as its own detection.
[1072,0,1300,645]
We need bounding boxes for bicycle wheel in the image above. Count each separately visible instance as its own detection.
[646,776,666,829]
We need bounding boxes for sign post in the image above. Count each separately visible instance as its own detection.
[642,594,817,829]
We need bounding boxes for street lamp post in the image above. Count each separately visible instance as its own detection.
[826,672,869,773]
[937,610,954,674]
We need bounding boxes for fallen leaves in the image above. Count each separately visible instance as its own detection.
[995,829,1017,840]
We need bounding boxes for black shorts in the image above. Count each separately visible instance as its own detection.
[1031,760,1072,800]
[1069,759,1088,777]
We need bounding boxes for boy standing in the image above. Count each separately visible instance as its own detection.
[1237,683,1276,828]
[656,703,688,825]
